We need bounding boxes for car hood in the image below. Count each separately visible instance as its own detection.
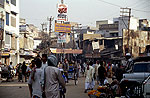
[122,73,150,83]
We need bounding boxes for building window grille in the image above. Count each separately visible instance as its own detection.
[11,16,16,27]
[6,12,9,26]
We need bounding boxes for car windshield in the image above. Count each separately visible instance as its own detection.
[133,63,150,72]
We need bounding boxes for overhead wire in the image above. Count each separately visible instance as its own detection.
[97,0,150,13]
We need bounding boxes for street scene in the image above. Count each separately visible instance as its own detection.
[0,0,150,98]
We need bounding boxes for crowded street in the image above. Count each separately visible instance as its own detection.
[0,77,91,98]
[0,0,150,98]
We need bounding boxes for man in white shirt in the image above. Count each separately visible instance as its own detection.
[41,54,48,69]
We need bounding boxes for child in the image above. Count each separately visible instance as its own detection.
[28,58,42,98]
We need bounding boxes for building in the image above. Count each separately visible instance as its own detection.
[96,20,113,28]
[139,19,150,31]
[19,18,36,63]
[123,30,150,57]
[0,0,19,66]
[114,16,139,37]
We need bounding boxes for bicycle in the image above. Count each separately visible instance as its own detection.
[74,68,78,85]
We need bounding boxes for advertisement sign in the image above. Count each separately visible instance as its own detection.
[55,23,71,33]
[58,4,67,13]
[57,4,68,21]
[92,41,100,50]
[57,33,66,43]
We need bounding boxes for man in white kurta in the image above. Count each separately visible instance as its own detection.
[84,64,95,93]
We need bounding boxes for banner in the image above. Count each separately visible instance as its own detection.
[55,23,71,33]
[92,41,100,50]
[57,33,66,43]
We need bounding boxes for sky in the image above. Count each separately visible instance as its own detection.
[20,0,150,29]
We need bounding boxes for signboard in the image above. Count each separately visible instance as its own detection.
[92,41,100,50]
[57,33,66,43]
[55,23,71,33]
[57,4,68,21]
[58,4,67,13]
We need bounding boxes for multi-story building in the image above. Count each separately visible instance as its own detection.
[0,0,19,66]
[19,18,38,63]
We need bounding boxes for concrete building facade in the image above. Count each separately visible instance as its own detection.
[0,0,19,66]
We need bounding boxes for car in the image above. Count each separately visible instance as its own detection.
[120,61,150,98]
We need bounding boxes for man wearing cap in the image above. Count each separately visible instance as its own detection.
[41,55,66,98]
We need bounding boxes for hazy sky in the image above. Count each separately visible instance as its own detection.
[20,0,150,29]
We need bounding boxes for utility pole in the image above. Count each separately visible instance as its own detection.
[72,26,75,49]
[47,17,54,46]
[120,8,131,54]
[0,11,4,63]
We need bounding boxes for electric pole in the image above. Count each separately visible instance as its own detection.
[120,8,131,54]
[47,16,54,46]
[0,11,4,62]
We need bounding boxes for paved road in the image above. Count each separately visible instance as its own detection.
[0,77,88,98]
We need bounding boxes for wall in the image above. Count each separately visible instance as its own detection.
[123,29,150,57]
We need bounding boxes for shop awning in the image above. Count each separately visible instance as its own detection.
[50,48,82,54]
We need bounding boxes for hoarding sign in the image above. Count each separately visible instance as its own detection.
[57,33,66,43]
[58,4,67,13]
[55,23,71,33]
[57,4,68,21]
[92,41,100,50]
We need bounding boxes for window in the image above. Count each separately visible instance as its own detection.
[11,0,16,6]
[11,16,16,27]
[133,63,150,72]
[6,12,9,26]
[0,19,4,29]
[5,34,11,44]
[0,0,4,8]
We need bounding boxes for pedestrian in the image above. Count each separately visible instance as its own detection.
[98,61,107,86]
[115,63,125,82]
[84,61,95,93]
[41,54,48,70]
[41,55,66,98]
[28,58,43,98]
[94,60,100,84]
[59,69,67,98]
[58,61,63,69]
[17,63,22,82]
[21,61,27,82]
[62,59,69,82]
[8,62,13,80]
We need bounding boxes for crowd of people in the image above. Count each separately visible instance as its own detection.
[1,53,132,98]
[83,60,127,94]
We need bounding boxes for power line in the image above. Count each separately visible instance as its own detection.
[97,0,150,13]
[128,0,148,8]
[97,0,121,8]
